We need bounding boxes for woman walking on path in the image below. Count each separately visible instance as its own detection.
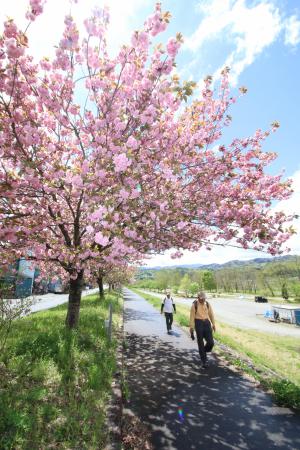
[190,291,216,368]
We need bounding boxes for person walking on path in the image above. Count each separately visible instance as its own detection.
[190,291,216,368]
[161,290,176,334]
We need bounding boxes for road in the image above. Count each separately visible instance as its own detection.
[140,290,300,337]
[26,288,99,314]
[123,288,300,450]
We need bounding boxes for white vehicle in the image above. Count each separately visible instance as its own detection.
[48,280,64,294]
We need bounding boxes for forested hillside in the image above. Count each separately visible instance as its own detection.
[134,256,300,299]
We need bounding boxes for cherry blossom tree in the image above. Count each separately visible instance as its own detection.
[104,264,137,293]
[0,1,294,328]
[87,251,142,299]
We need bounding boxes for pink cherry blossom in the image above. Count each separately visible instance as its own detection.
[94,232,109,246]
[71,174,83,187]
[113,153,132,172]
[26,0,44,21]
[89,206,107,222]
[5,38,25,58]
[127,136,139,150]
[166,38,180,57]
[86,225,94,234]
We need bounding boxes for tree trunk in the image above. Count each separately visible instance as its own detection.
[97,276,104,299]
[65,270,84,329]
[265,280,275,297]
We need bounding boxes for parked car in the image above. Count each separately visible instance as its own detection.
[48,280,64,294]
[255,296,268,303]
[32,279,48,295]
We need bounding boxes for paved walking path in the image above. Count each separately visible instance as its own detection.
[123,288,300,450]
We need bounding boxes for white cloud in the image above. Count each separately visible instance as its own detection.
[0,0,150,59]
[284,15,300,46]
[276,169,300,216]
[145,169,300,268]
[274,169,300,254]
[185,0,292,85]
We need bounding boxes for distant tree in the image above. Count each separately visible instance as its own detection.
[291,282,300,300]
[179,274,191,297]
[281,282,289,300]
[259,269,275,297]
[202,271,217,292]
[294,256,300,281]
[104,264,136,292]
[243,267,259,294]
[190,270,203,288]
[147,280,157,290]
[189,282,200,297]
[155,271,170,292]
[169,270,182,292]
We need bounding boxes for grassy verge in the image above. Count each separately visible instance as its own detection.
[0,291,122,450]
[132,288,300,410]
[133,287,300,305]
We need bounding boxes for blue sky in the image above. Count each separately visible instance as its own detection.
[165,0,300,177]
[1,0,300,265]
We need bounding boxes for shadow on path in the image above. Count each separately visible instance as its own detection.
[123,288,300,450]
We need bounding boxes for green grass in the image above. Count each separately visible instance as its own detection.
[0,291,122,450]
[214,323,300,385]
[133,288,300,410]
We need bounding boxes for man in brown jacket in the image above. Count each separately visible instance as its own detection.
[190,291,216,368]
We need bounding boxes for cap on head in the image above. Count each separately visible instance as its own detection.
[166,289,171,295]
[197,291,206,300]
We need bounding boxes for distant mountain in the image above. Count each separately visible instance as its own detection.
[140,254,298,271]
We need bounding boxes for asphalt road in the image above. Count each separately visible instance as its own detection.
[123,288,300,450]
[140,290,300,337]
[27,288,99,313]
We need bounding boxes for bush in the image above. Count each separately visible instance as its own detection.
[272,380,300,410]
[0,295,35,353]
